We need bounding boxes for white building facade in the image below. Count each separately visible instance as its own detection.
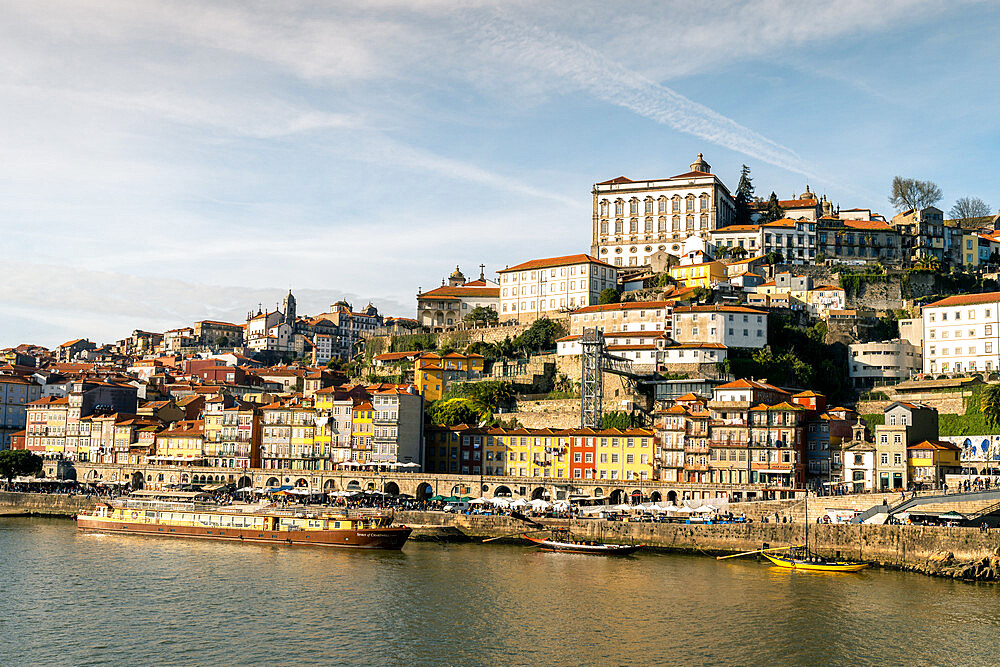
[921,292,1000,374]
[591,154,736,268]
[499,254,617,324]
[848,340,922,388]
[672,305,768,349]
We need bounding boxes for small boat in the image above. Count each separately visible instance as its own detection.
[523,534,643,555]
[762,550,868,572]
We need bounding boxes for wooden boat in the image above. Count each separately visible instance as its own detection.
[762,551,868,572]
[77,501,411,549]
[523,534,643,555]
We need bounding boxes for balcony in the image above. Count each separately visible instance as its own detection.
[684,463,710,472]
[684,444,710,454]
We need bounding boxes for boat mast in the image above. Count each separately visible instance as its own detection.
[804,488,809,555]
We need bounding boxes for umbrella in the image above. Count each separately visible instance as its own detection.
[669,505,692,514]
[528,499,551,509]
[235,486,253,493]
[488,497,510,506]
[509,498,528,507]
[610,504,631,511]
[398,462,421,468]
[694,505,717,514]
[468,497,490,505]
[429,495,446,501]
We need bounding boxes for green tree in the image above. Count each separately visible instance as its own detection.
[983,385,1000,431]
[427,398,486,427]
[734,164,755,225]
[513,318,566,354]
[655,273,673,288]
[731,246,749,259]
[761,192,785,223]
[598,288,620,304]
[691,287,712,303]
[463,306,499,327]
[765,250,784,265]
[0,449,43,485]
[600,411,644,429]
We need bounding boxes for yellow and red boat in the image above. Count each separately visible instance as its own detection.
[762,550,868,572]
[78,501,411,549]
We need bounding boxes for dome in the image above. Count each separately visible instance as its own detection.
[450,265,465,280]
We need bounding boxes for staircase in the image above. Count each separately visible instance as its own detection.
[852,490,1000,524]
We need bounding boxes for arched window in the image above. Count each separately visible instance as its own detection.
[615,199,624,216]
[700,193,710,210]
[629,198,638,215]
[672,195,681,212]
[644,217,653,232]
[629,218,638,233]
[658,196,667,213]
[644,197,653,214]
[600,200,609,216]
[658,217,666,232]
[615,219,623,234]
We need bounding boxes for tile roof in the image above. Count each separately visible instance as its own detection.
[498,254,613,273]
[908,439,961,451]
[925,292,1000,308]
[571,300,674,315]
[595,176,634,185]
[674,305,767,314]
[419,285,500,298]
[842,220,893,231]
[714,224,760,233]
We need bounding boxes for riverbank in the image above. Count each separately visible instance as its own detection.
[396,511,1000,581]
[4,492,1000,581]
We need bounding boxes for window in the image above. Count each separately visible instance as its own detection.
[881,453,888,465]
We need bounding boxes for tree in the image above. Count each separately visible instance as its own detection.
[691,287,712,303]
[600,411,644,430]
[765,251,784,265]
[514,318,566,354]
[983,384,1000,431]
[889,176,942,212]
[463,306,499,327]
[655,273,673,288]
[0,450,43,485]
[426,398,485,427]
[760,192,784,223]
[598,288,620,305]
[733,164,755,225]
[731,246,749,259]
[949,196,991,223]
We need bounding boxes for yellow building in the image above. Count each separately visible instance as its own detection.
[352,401,374,462]
[413,352,485,401]
[152,421,205,464]
[669,258,727,289]
[907,440,961,488]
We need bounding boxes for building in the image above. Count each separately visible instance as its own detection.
[591,154,736,268]
[260,399,323,470]
[498,254,617,324]
[711,224,762,257]
[313,389,355,465]
[193,320,243,348]
[672,305,768,349]
[152,421,205,466]
[890,207,946,262]
[921,292,1000,374]
[748,402,807,488]
[907,440,961,489]
[873,402,939,491]
[416,266,500,330]
[668,254,727,289]
[369,387,423,466]
[568,300,674,338]
[848,340,922,388]
[57,339,96,362]
[201,397,261,470]
[758,218,817,263]
[816,218,902,263]
[0,375,41,450]
[412,352,485,402]
[321,303,383,360]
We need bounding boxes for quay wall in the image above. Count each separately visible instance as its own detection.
[0,492,96,516]
[397,511,1000,578]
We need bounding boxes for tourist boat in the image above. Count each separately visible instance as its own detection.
[77,501,411,549]
[523,534,644,555]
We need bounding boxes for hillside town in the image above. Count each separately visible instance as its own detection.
[6,155,1000,502]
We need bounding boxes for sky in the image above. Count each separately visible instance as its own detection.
[2,0,1000,348]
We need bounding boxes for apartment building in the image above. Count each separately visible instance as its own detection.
[568,300,675,338]
[0,375,41,450]
[672,305,768,349]
[848,340,922,387]
[921,292,1000,374]
[498,254,617,323]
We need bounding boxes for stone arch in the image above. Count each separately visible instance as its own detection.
[323,479,337,490]
[667,490,678,503]
[145,474,153,482]
[493,485,512,497]
[237,476,251,489]
[346,480,362,491]
[531,487,548,500]
[130,472,144,490]
[416,482,433,500]
[608,489,625,504]
[294,477,309,488]
[157,473,164,482]
[384,481,400,496]
[366,482,376,491]
[593,487,604,498]
[630,489,644,504]
[650,491,662,502]
[266,476,280,487]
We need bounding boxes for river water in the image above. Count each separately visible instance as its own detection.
[3,517,1000,666]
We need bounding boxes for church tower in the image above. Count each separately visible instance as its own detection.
[689,153,711,174]
[282,290,296,326]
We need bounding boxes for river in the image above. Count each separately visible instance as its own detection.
[3,517,1000,666]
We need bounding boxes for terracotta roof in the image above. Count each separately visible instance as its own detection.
[715,379,789,393]
[374,351,420,362]
[571,300,674,315]
[842,220,893,231]
[595,176,634,185]
[197,320,240,327]
[714,224,760,233]
[664,343,727,349]
[908,439,961,451]
[670,170,713,179]
[59,338,87,347]
[419,285,499,298]
[926,292,1000,308]
[606,344,658,351]
[498,254,613,273]
[674,305,767,314]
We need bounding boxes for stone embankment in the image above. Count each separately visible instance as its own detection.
[397,511,1000,582]
[5,493,1000,581]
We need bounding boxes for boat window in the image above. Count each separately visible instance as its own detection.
[334,521,341,529]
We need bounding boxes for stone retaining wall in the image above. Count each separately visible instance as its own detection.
[0,492,96,516]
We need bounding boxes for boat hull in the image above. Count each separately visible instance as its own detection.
[523,535,643,556]
[77,516,411,550]
[763,553,868,572]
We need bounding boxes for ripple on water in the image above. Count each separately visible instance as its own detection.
[4,517,1000,666]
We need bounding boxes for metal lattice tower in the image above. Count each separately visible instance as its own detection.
[580,327,604,428]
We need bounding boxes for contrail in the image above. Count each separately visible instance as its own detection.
[477,15,819,181]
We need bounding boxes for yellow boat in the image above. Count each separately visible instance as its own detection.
[762,551,868,572]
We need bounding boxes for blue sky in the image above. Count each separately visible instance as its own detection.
[2,0,999,348]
